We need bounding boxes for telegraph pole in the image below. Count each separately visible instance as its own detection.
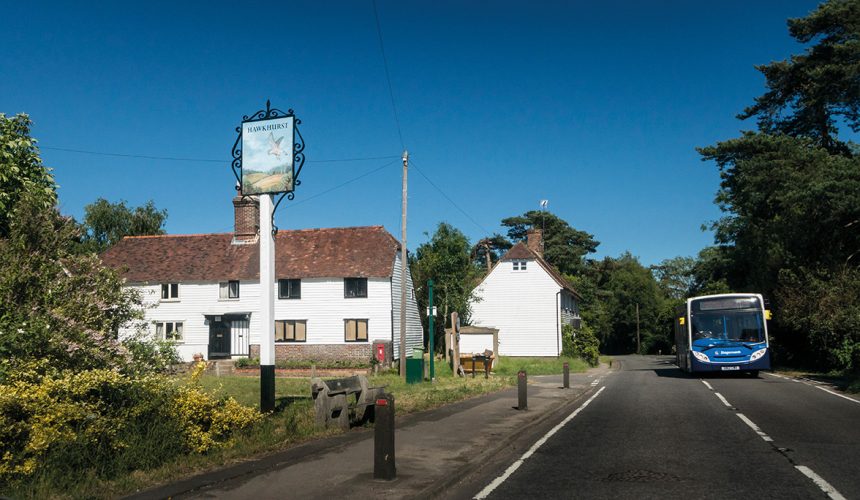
[428,279,435,380]
[400,150,408,379]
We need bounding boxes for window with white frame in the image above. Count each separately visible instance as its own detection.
[275,320,307,342]
[160,283,179,300]
[155,321,183,342]
[219,280,240,299]
[344,319,368,342]
[512,260,528,271]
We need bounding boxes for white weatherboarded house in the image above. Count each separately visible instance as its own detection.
[101,196,423,362]
[469,229,581,357]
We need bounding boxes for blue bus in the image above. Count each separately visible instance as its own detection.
[675,293,771,377]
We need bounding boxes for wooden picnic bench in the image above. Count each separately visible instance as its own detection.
[310,375,386,430]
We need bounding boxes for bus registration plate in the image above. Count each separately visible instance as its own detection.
[721,366,740,371]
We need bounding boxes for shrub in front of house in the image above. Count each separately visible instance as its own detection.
[562,323,600,367]
[0,362,261,489]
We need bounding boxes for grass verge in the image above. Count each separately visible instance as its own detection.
[7,356,591,499]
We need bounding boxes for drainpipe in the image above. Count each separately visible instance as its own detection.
[556,290,561,356]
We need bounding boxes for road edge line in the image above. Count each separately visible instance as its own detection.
[473,386,606,499]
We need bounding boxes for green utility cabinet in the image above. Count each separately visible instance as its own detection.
[406,358,424,384]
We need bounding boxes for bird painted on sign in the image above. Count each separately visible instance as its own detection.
[267,132,285,159]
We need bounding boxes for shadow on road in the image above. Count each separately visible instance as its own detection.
[653,367,691,378]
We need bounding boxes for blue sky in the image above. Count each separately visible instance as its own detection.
[1,0,821,265]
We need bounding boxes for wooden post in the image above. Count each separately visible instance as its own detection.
[636,302,641,355]
[451,312,460,376]
[373,393,396,480]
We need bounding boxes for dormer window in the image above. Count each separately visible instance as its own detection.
[512,260,528,271]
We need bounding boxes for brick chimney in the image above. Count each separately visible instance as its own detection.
[527,228,544,258]
[233,195,259,242]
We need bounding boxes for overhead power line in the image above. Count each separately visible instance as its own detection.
[289,159,400,208]
[371,0,405,150]
[408,158,490,234]
[41,146,399,165]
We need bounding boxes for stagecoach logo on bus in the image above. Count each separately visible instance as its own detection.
[231,100,305,197]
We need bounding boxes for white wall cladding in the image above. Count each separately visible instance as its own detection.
[120,281,261,361]
[121,271,423,362]
[271,277,392,346]
[391,252,423,359]
[470,260,565,357]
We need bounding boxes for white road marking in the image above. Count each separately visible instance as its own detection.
[701,380,714,390]
[736,413,773,442]
[714,392,732,407]
[590,378,601,386]
[795,465,847,500]
[764,373,860,405]
[814,385,860,405]
[473,386,606,499]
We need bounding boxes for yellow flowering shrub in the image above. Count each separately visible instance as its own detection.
[0,365,260,487]
[172,386,261,454]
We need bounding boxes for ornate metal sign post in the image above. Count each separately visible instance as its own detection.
[232,100,305,412]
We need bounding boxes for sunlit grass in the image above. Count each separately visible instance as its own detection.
[7,356,595,499]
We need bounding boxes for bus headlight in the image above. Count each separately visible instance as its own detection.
[749,348,767,362]
[692,351,710,363]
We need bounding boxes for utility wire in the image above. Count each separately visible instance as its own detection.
[372,0,405,150]
[409,158,490,234]
[41,146,399,165]
[289,159,400,208]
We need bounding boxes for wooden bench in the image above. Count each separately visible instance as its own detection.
[310,375,386,430]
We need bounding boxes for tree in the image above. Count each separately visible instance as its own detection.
[500,210,599,275]
[697,0,860,371]
[739,0,860,154]
[0,114,56,238]
[651,256,696,300]
[471,233,511,272]
[698,132,860,296]
[410,223,483,353]
[78,198,168,253]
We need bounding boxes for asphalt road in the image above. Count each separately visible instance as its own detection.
[451,355,860,499]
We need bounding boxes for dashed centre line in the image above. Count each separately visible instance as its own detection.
[700,377,847,500]
[714,392,732,408]
[736,413,773,442]
[795,466,847,500]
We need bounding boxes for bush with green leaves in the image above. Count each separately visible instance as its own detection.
[562,323,600,367]
[0,363,260,488]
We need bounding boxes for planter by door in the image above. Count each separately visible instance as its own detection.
[209,321,231,359]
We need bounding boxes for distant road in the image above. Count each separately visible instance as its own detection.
[454,355,860,499]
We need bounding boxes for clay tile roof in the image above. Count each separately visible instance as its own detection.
[100,226,400,283]
[498,241,581,299]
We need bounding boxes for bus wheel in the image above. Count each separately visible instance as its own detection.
[748,370,759,378]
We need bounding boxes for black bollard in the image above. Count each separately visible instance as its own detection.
[517,370,527,410]
[374,393,396,480]
[563,362,570,389]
